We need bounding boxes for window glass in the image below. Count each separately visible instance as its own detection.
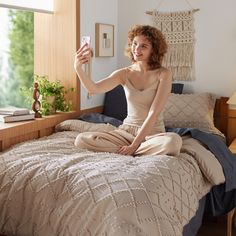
[0,7,33,108]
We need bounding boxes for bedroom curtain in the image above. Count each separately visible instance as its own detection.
[151,10,196,81]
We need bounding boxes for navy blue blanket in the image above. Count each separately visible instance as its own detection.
[167,128,236,215]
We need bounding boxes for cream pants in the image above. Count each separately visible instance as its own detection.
[74,123,182,156]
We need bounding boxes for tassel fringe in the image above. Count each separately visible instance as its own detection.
[152,10,196,81]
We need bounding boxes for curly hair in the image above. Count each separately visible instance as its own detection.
[125,25,167,70]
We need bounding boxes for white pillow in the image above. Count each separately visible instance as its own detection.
[163,93,224,137]
[55,119,116,133]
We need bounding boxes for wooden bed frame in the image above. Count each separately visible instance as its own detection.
[214,97,236,145]
[214,97,228,138]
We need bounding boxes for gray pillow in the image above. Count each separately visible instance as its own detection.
[163,93,224,137]
[103,85,127,121]
[79,113,122,127]
[171,83,184,94]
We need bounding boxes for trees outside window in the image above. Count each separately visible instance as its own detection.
[0,8,33,108]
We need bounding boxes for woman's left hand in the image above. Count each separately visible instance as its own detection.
[117,145,137,156]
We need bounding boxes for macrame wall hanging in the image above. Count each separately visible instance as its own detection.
[146,0,199,81]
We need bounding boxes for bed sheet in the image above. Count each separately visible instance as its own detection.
[0,127,225,236]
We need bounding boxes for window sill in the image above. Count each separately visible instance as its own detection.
[0,111,79,152]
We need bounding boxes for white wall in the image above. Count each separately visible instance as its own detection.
[80,0,236,109]
[80,0,118,109]
[117,0,236,97]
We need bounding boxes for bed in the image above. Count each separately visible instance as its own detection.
[0,85,236,236]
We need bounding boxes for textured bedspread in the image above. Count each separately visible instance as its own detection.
[0,129,225,236]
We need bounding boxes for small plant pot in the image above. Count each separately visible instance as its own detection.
[44,95,56,115]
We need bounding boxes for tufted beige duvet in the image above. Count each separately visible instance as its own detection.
[0,126,225,235]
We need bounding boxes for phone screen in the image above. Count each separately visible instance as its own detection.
[81,36,91,47]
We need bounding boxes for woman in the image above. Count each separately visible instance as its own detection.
[74,25,182,156]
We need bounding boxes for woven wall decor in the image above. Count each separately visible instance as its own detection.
[152,10,196,81]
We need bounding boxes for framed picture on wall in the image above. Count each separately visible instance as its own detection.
[95,23,114,57]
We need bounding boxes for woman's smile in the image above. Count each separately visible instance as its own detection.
[131,35,152,62]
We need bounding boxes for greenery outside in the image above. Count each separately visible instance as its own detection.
[0,9,74,115]
[0,8,33,108]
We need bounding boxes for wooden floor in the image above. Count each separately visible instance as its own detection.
[197,216,236,236]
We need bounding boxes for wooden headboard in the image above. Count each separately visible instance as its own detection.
[214,97,228,138]
[214,97,236,142]
[214,97,236,145]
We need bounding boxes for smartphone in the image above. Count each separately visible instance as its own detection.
[81,36,91,47]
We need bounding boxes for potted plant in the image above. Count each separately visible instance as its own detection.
[32,74,75,116]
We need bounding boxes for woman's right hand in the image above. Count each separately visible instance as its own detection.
[74,43,92,70]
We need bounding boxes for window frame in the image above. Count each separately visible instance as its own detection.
[0,0,54,13]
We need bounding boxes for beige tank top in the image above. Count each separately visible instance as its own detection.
[122,73,165,134]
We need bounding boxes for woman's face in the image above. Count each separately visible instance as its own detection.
[131,35,152,62]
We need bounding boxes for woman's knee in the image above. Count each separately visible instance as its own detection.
[166,133,182,155]
[74,133,90,148]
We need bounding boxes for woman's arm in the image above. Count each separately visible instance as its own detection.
[74,44,124,94]
[118,68,172,156]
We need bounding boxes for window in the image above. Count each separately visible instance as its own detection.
[0,7,33,108]
[0,0,53,109]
